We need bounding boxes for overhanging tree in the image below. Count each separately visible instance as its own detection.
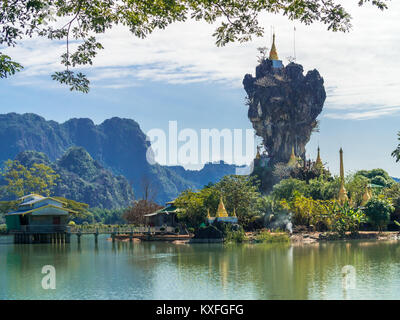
[0,0,388,92]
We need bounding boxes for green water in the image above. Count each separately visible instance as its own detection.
[1,235,400,300]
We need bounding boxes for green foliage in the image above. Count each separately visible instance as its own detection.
[346,174,369,206]
[0,224,7,234]
[51,71,90,93]
[89,207,126,225]
[0,54,23,78]
[306,177,341,200]
[175,174,262,229]
[225,227,246,243]
[271,178,308,202]
[281,194,365,234]
[216,175,261,227]
[364,196,394,231]
[282,195,334,230]
[0,1,388,91]
[255,230,290,243]
[52,196,91,220]
[330,202,366,236]
[175,189,213,228]
[355,168,394,188]
[1,160,59,198]
[0,200,20,214]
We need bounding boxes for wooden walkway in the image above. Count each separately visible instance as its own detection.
[69,226,188,242]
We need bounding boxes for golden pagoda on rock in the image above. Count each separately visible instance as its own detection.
[268,33,283,69]
[338,148,348,204]
[269,33,279,60]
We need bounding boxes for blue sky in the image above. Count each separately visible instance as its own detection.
[1,2,400,176]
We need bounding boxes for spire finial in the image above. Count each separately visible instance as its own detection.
[288,145,298,166]
[316,146,323,166]
[338,147,348,204]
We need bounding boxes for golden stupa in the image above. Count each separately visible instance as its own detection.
[338,148,348,204]
[215,196,229,218]
[269,33,279,60]
[288,146,300,167]
[255,145,261,160]
[315,146,323,167]
[361,184,373,206]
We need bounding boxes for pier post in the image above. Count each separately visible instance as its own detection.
[129,233,133,242]
[94,228,98,243]
[77,230,81,244]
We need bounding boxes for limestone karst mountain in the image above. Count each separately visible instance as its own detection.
[13,148,135,209]
[243,60,326,165]
[0,113,241,204]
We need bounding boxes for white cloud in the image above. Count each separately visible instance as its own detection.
[2,2,400,119]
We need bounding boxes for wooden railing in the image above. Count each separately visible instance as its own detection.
[69,225,177,234]
[19,225,70,233]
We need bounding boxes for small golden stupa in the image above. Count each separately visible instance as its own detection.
[315,146,323,167]
[255,145,261,160]
[215,196,229,218]
[338,148,348,204]
[288,146,300,167]
[361,185,373,206]
[269,33,279,60]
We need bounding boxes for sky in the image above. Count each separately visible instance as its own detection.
[1,2,400,176]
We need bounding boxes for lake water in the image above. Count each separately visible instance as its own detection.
[1,234,400,300]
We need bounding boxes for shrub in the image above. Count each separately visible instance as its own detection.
[194,225,223,239]
[225,228,246,243]
[364,196,394,231]
[187,227,195,234]
[330,202,366,236]
[0,224,7,234]
[255,230,290,243]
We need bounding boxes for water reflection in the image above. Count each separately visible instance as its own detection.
[0,236,399,299]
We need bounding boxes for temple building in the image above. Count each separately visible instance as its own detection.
[207,197,238,224]
[338,148,349,204]
[269,33,283,69]
[5,194,73,243]
[144,201,179,227]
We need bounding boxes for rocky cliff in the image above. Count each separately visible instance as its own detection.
[243,60,326,165]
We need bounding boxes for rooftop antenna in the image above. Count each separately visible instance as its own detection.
[270,25,273,46]
[293,25,297,61]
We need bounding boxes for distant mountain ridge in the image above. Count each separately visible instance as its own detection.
[0,113,242,204]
